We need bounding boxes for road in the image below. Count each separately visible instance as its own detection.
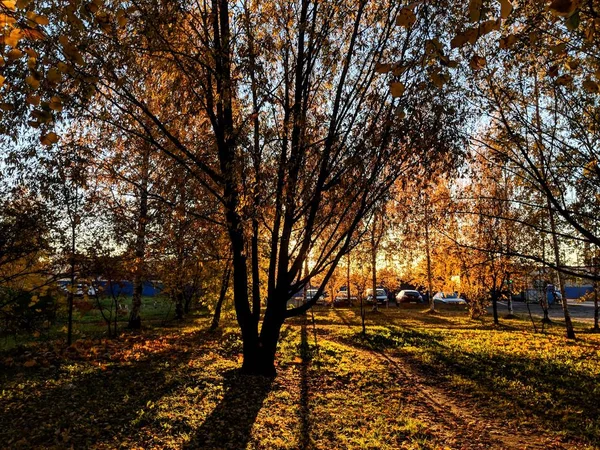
[492,299,598,323]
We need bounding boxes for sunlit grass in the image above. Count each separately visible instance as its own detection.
[1,306,599,448]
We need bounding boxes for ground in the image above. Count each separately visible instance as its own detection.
[1,304,599,449]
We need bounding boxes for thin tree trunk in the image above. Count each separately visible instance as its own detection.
[67,219,75,345]
[491,288,499,325]
[371,227,378,312]
[128,146,149,330]
[347,253,351,304]
[506,271,514,316]
[424,215,435,312]
[211,264,231,330]
[547,199,575,339]
[594,282,599,331]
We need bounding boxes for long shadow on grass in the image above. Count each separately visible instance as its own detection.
[184,369,273,449]
[0,328,218,448]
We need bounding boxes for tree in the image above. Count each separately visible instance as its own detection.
[3,0,462,374]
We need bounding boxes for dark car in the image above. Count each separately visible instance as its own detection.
[396,290,423,303]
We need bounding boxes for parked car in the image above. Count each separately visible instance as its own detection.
[333,290,356,307]
[433,292,467,305]
[288,287,327,307]
[366,288,388,304]
[307,288,327,305]
[396,290,423,303]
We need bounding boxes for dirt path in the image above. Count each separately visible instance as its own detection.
[324,311,572,449]
[375,350,559,450]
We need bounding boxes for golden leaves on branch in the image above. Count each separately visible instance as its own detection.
[451,20,500,49]
[59,35,85,66]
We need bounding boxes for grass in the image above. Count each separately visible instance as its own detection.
[0,295,176,351]
[1,304,599,449]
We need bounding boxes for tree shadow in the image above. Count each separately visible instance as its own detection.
[299,321,311,450]
[183,369,273,449]
[0,330,206,448]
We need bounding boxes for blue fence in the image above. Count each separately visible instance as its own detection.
[97,280,164,297]
[564,286,593,299]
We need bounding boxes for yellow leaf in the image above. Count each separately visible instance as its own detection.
[390,81,405,98]
[7,48,23,60]
[0,102,14,111]
[49,96,62,111]
[565,58,579,70]
[40,132,58,146]
[57,62,72,74]
[2,28,22,47]
[469,0,482,22]
[2,0,16,10]
[499,34,517,49]
[16,0,31,8]
[549,0,579,17]
[375,62,392,74]
[479,19,500,36]
[469,54,486,70]
[499,0,513,19]
[33,15,49,25]
[547,64,559,77]
[450,32,470,49]
[396,8,416,28]
[582,78,599,94]
[25,74,40,88]
[47,67,61,83]
[550,42,567,55]
[25,94,40,105]
[117,15,128,27]
[555,74,573,86]
[0,13,16,24]
[24,47,37,58]
[0,74,4,87]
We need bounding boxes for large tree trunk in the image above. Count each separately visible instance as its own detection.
[242,306,284,377]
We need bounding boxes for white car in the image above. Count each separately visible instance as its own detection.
[433,292,467,305]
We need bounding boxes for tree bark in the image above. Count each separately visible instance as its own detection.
[424,215,435,312]
[211,264,231,330]
[547,199,575,339]
[491,288,499,325]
